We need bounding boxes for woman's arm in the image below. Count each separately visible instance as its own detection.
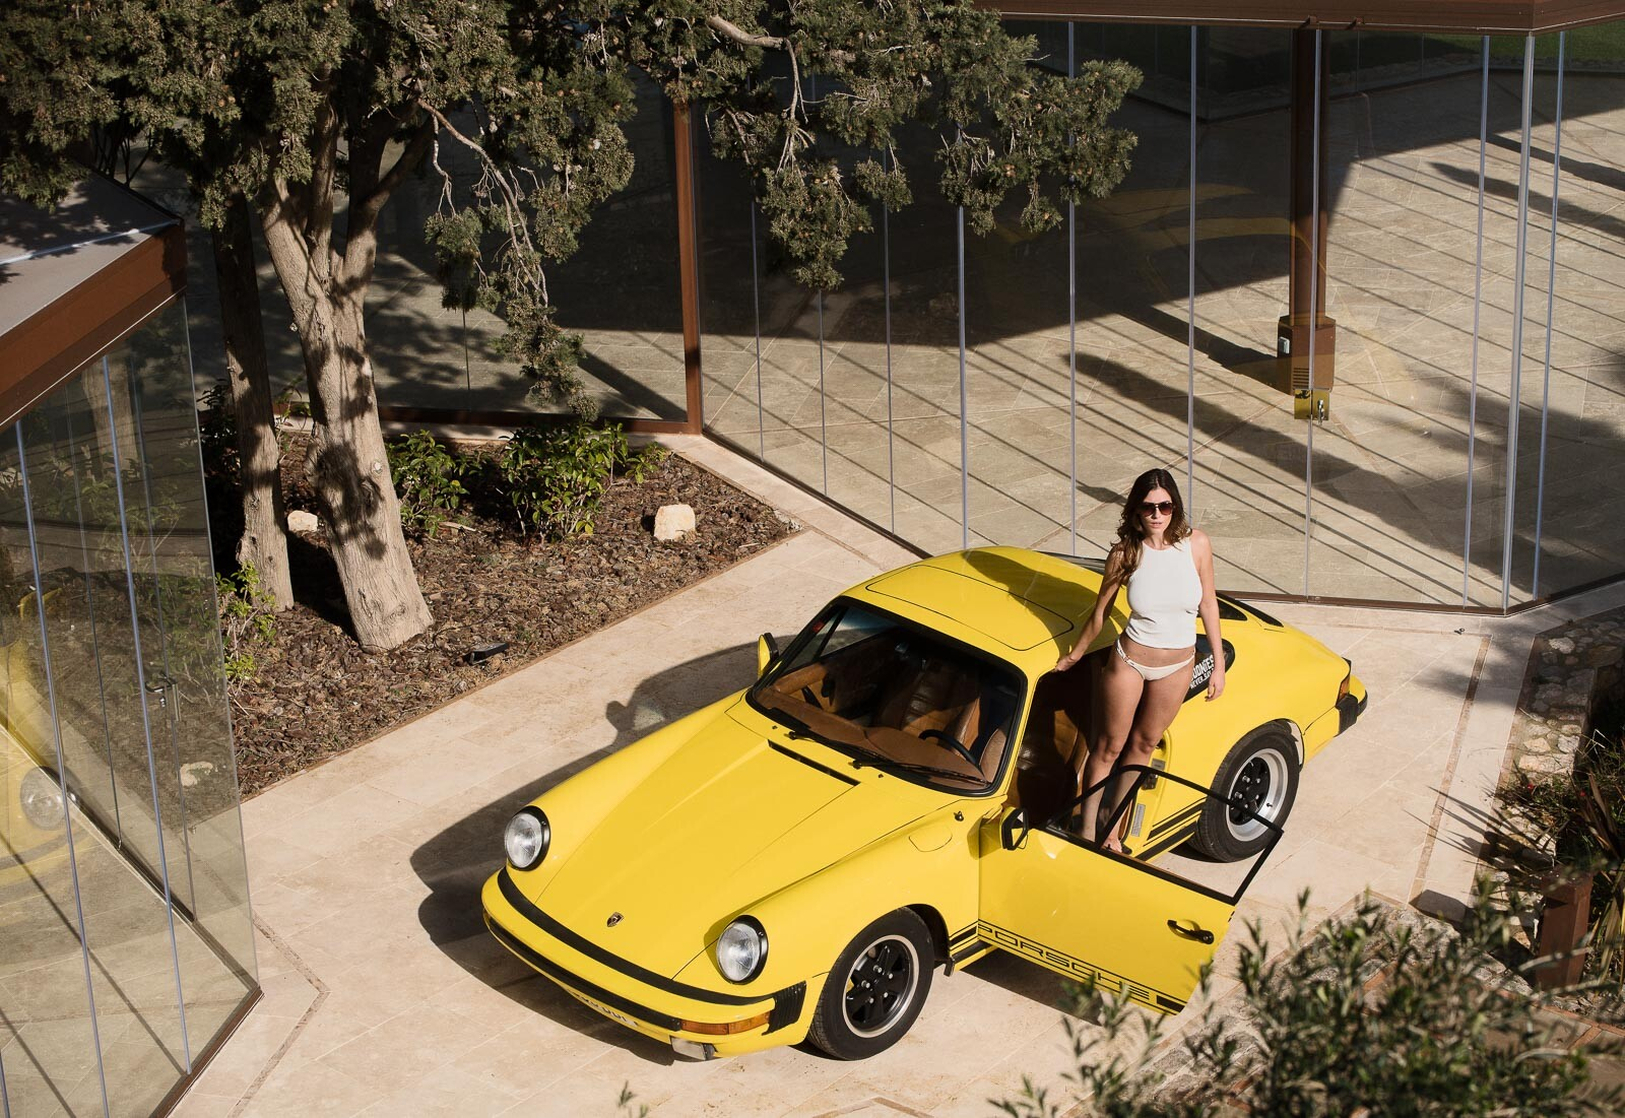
[1192,530,1225,701]
[1054,547,1126,672]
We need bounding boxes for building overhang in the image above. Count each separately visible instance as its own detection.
[992,0,1625,35]
[0,176,186,430]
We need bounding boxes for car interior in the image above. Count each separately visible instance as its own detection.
[754,615,1019,788]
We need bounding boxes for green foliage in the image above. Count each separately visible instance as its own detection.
[497,422,629,540]
[385,431,467,539]
[1495,728,1625,983]
[997,892,1616,1118]
[2,0,1142,403]
[217,564,277,683]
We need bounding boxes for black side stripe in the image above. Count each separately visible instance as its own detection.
[1148,802,1202,841]
[947,923,979,949]
[497,869,768,1007]
[1136,823,1198,863]
[487,916,684,1031]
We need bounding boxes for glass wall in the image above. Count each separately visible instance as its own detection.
[0,299,257,1116]
[700,19,1625,610]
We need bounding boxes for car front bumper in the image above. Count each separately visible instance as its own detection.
[481,868,814,1056]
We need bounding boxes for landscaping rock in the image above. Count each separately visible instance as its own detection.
[288,510,320,534]
[654,503,696,542]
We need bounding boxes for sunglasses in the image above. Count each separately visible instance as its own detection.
[1139,500,1175,516]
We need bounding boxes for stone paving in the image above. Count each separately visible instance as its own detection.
[169,435,1625,1117]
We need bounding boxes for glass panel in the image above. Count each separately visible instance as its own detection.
[19,356,190,1117]
[1536,26,1625,595]
[881,127,967,554]
[112,300,256,1045]
[549,74,687,420]
[0,425,106,1118]
[1503,35,1563,601]
[1191,29,1306,596]
[1307,32,1487,603]
[968,21,1195,560]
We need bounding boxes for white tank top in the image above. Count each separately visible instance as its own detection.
[1121,538,1202,649]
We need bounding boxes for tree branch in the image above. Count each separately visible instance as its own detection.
[704,14,785,51]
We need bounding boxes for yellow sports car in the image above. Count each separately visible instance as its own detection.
[482,547,1366,1059]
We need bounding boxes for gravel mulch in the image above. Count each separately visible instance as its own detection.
[224,447,793,796]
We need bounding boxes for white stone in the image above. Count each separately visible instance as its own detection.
[1550,637,1576,654]
[653,503,696,542]
[288,510,320,534]
[179,761,215,788]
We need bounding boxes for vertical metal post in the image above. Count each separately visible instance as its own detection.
[15,421,114,1118]
[817,291,828,494]
[884,172,896,535]
[1187,27,1198,517]
[1303,30,1323,596]
[1532,32,1565,598]
[1068,23,1079,554]
[1464,38,1489,606]
[673,103,704,432]
[751,202,765,461]
[957,205,970,549]
[1502,36,1536,611]
[102,356,192,1071]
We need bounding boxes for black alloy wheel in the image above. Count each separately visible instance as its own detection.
[809,909,935,1059]
[1191,728,1299,861]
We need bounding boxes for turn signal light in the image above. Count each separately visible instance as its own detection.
[679,1012,771,1036]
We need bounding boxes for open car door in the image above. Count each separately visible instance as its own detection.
[978,766,1281,1015]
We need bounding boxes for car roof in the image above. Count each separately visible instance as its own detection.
[847,547,1106,663]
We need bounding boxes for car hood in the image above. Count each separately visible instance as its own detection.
[520,703,942,978]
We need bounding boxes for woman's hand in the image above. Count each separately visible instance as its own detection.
[1206,663,1226,702]
[1054,646,1081,673]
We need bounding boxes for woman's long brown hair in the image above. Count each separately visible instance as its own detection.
[1112,468,1192,581]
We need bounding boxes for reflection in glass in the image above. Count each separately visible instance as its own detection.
[1536,26,1625,596]
[0,301,257,1116]
[0,426,108,1118]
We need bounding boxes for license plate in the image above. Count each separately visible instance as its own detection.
[570,989,639,1030]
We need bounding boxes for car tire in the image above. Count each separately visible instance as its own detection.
[1190,728,1299,861]
[808,909,935,1060]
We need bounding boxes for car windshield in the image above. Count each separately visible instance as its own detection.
[749,602,1022,791]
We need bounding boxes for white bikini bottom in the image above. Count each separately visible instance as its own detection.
[1115,639,1195,682]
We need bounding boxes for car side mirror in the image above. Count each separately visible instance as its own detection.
[756,633,780,676]
[1000,808,1029,851]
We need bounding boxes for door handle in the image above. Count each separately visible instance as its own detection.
[1167,919,1214,945]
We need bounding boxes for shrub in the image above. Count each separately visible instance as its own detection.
[995,891,1617,1118]
[217,564,277,683]
[1495,729,1625,982]
[386,430,467,539]
[199,381,238,482]
[498,422,628,539]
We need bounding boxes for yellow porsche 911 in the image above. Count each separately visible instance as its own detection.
[482,547,1367,1060]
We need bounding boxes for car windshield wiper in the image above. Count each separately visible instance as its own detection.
[850,754,961,779]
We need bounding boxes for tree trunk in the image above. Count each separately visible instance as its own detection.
[213,195,293,610]
[259,199,432,652]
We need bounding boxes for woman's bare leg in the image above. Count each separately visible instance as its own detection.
[1077,650,1143,847]
[1100,663,1196,847]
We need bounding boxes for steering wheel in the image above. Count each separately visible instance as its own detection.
[919,728,978,771]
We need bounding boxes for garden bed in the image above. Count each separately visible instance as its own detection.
[220,439,793,796]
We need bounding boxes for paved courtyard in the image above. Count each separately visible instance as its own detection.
[173,436,1625,1117]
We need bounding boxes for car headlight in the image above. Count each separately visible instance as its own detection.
[716,916,768,983]
[504,807,550,871]
[19,768,65,830]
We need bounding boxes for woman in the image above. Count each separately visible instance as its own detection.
[1053,468,1225,851]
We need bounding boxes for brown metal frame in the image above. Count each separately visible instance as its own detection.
[989,0,1625,34]
[0,223,187,429]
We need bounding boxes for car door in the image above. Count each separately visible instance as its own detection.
[977,765,1279,1015]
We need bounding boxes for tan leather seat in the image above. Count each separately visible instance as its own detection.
[1011,654,1098,823]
